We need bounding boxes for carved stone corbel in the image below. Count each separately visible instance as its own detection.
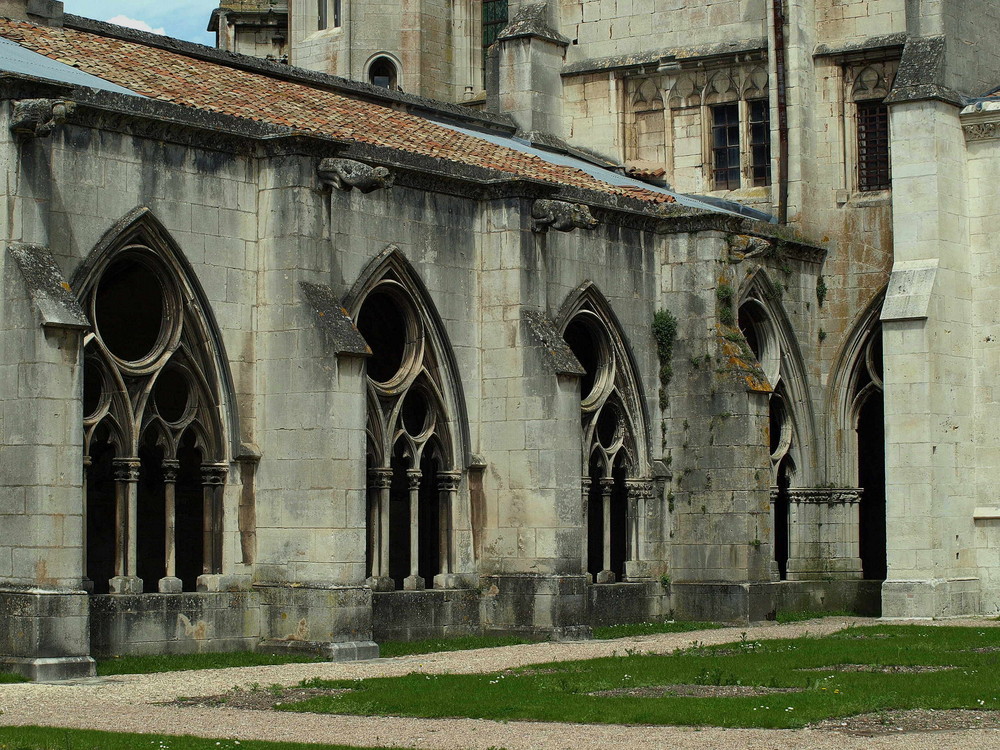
[531,199,599,233]
[728,233,774,260]
[11,99,76,138]
[318,157,394,192]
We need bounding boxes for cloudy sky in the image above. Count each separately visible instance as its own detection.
[62,1,219,46]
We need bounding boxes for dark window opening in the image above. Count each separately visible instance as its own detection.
[711,103,741,191]
[175,430,205,591]
[857,100,890,192]
[136,439,166,592]
[483,0,508,64]
[357,290,408,382]
[858,391,886,580]
[738,307,762,361]
[417,453,441,584]
[85,427,116,595]
[94,257,164,362]
[369,57,398,90]
[774,456,792,580]
[388,446,411,587]
[317,0,327,30]
[564,318,601,401]
[749,99,771,187]
[586,455,604,580]
[332,0,341,27]
[609,455,628,581]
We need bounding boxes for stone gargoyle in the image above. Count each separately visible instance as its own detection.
[11,99,76,138]
[728,233,774,259]
[531,199,599,233]
[318,158,394,193]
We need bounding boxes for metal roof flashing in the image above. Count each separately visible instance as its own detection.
[0,36,143,97]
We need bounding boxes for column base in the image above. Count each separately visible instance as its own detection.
[433,572,477,589]
[367,576,395,592]
[258,638,379,662]
[158,576,183,593]
[109,576,142,594]
[403,575,425,590]
[1,656,96,682]
[595,570,616,584]
[623,561,652,581]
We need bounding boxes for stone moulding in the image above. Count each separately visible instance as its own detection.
[7,242,89,329]
[531,199,600,233]
[299,281,371,357]
[521,308,585,376]
[10,98,76,138]
[771,488,863,504]
[963,120,1000,142]
[318,157,394,192]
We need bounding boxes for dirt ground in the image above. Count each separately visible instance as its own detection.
[3,617,1000,750]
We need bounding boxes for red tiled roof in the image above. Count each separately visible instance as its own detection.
[1,18,675,205]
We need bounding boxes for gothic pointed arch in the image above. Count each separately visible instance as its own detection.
[558,282,652,584]
[348,245,471,591]
[76,208,233,594]
[827,292,886,580]
[737,267,816,485]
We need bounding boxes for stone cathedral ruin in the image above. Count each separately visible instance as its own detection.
[3,0,1000,679]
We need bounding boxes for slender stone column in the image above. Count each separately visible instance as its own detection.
[596,478,615,583]
[434,471,462,588]
[81,455,93,594]
[581,477,591,576]
[403,469,424,590]
[201,464,228,575]
[366,468,394,590]
[158,460,182,593]
[109,458,141,594]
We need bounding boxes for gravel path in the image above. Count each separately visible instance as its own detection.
[2,617,1000,750]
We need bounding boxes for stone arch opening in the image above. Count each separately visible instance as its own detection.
[78,211,231,595]
[559,283,652,584]
[852,327,885,580]
[351,246,470,591]
[368,55,399,90]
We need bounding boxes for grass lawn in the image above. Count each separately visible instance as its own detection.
[279,625,1000,728]
[0,727,395,750]
[96,651,324,676]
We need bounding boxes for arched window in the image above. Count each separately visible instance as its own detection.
[351,248,469,591]
[850,325,885,580]
[369,56,398,90]
[79,212,229,595]
[560,285,651,584]
[737,276,814,580]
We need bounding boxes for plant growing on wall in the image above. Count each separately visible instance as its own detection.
[652,309,677,409]
[716,282,735,326]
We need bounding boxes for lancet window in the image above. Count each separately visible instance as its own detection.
[561,287,651,584]
[850,325,885,580]
[354,253,467,591]
[81,217,228,595]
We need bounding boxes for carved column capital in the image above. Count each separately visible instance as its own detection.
[581,477,592,493]
[368,468,393,489]
[599,478,615,495]
[161,459,180,484]
[201,464,229,486]
[406,469,423,490]
[112,458,141,483]
[436,471,462,493]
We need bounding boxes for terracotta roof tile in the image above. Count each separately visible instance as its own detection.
[0,18,675,205]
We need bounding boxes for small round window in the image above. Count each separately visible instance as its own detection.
[94,256,168,363]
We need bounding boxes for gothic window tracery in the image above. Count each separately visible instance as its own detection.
[81,217,228,595]
[561,286,651,584]
[354,251,467,591]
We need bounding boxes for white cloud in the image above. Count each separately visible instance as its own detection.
[106,15,166,35]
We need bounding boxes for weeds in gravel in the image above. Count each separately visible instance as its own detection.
[96,651,323,676]
[0,726,397,750]
[773,610,859,624]
[279,625,1000,729]
[592,621,721,640]
[378,635,535,658]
